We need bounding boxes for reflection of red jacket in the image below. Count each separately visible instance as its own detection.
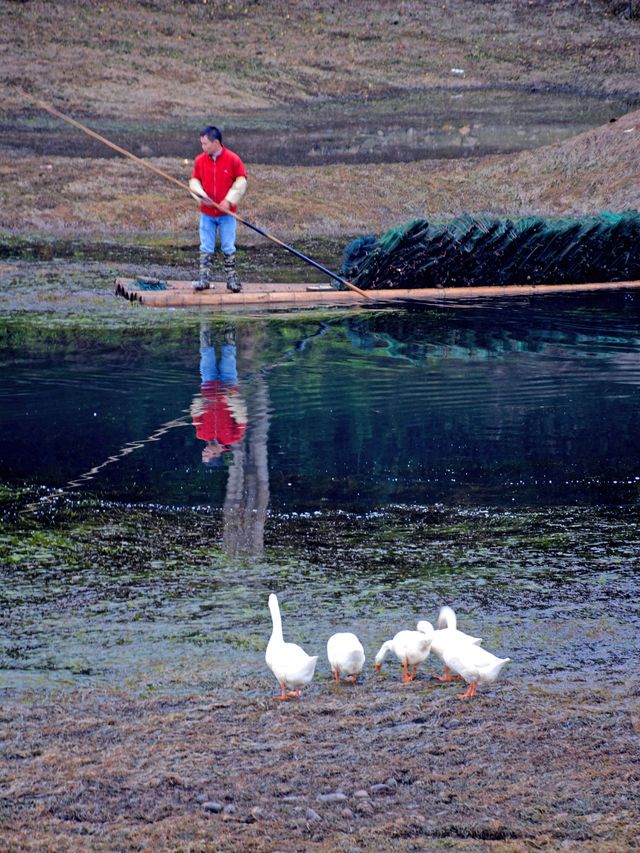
[193,382,246,447]
[192,147,247,217]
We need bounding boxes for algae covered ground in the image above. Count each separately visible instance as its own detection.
[1,494,640,852]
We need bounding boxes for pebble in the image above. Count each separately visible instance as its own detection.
[282,795,303,803]
[306,807,322,822]
[317,791,348,803]
[340,807,354,819]
[353,789,369,798]
[370,783,395,795]
[222,804,237,816]
[202,801,223,813]
[250,806,264,820]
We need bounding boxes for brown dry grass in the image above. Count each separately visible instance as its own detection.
[1,1,639,244]
[2,674,640,852]
[2,0,639,118]
[0,109,638,244]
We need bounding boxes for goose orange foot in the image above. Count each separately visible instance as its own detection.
[433,666,464,682]
[456,681,478,700]
[402,662,417,682]
[275,686,302,700]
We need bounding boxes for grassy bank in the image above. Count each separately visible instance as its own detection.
[1,0,639,250]
[3,0,639,117]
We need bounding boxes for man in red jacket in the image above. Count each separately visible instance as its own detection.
[189,126,247,293]
[191,325,248,466]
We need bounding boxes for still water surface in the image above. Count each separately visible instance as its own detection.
[3,294,640,508]
[1,293,639,695]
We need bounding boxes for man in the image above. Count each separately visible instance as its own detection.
[190,323,247,465]
[189,126,247,293]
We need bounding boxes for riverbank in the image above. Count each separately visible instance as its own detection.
[3,1,639,118]
[2,495,639,852]
[2,1,640,252]
[3,675,638,852]
[2,108,639,253]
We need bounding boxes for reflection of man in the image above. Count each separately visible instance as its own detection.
[191,325,248,466]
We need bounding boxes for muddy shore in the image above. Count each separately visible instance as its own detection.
[3,675,639,853]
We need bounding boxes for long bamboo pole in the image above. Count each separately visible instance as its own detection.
[17,90,375,300]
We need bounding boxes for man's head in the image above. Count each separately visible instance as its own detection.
[202,439,226,466]
[200,126,223,157]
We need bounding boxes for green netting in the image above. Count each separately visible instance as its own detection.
[341,211,640,289]
[133,278,168,290]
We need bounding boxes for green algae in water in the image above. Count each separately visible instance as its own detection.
[2,296,640,695]
[1,494,638,696]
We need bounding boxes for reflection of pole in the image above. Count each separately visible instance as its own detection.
[22,412,190,515]
[222,376,271,557]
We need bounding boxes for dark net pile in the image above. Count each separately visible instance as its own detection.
[340,211,640,290]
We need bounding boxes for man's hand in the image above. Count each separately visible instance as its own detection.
[217,199,232,213]
[189,177,216,207]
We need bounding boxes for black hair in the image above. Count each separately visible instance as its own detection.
[200,126,223,143]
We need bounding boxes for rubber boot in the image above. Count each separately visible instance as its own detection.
[200,320,212,350]
[224,252,242,293]
[194,251,215,291]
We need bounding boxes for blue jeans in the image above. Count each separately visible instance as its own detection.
[200,344,238,384]
[199,213,237,254]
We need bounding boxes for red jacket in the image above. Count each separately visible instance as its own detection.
[192,147,247,218]
[193,382,246,447]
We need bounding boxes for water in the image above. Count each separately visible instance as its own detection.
[1,292,639,695]
[2,294,640,509]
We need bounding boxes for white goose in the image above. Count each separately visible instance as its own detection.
[265,593,318,700]
[374,626,434,682]
[327,632,366,683]
[441,640,511,699]
[417,605,482,683]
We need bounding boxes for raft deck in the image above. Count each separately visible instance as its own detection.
[115,277,640,308]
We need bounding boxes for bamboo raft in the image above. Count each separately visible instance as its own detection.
[115,277,640,308]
